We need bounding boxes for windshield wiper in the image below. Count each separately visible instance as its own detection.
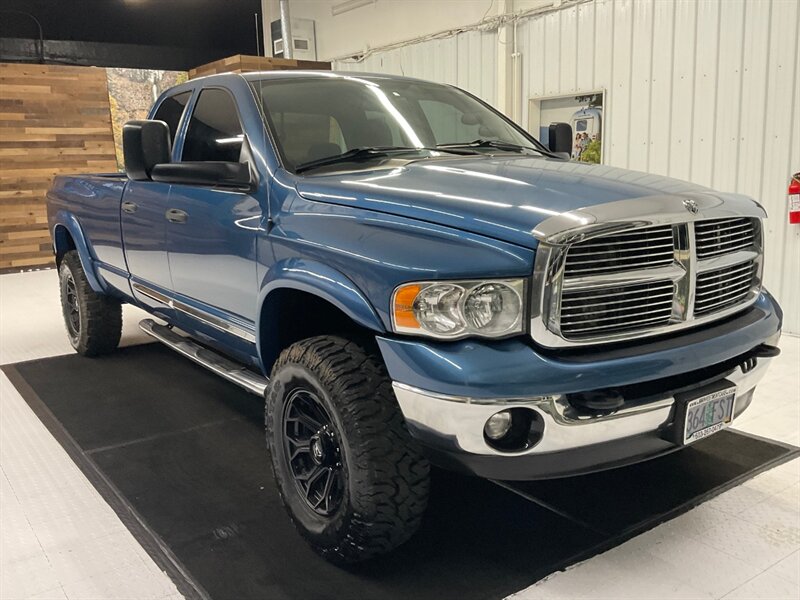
[436,138,550,155]
[295,146,476,173]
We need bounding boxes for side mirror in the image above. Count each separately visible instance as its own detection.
[123,120,171,181]
[548,122,573,156]
[150,161,253,190]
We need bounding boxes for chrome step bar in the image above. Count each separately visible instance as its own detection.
[138,319,268,396]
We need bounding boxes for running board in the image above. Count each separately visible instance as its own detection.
[138,319,268,396]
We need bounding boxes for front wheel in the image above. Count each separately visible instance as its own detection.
[58,250,122,356]
[265,335,430,564]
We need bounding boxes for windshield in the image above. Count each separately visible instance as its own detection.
[249,75,541,171]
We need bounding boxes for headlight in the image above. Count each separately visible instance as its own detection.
[392,279,525,339]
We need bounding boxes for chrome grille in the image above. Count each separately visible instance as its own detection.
[695,218,756,258]
[560,280,674,338]
[563,225,674,276]
[534,214,763,346]
[694,261,756,316]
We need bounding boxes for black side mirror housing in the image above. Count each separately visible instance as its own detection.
[150,161,253,190]
[123,120,171,181]
[548,122,573,156]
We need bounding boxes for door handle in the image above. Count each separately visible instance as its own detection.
[121,201,138,214]
[165,208,188,224]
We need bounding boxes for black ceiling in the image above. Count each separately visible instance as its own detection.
[0,0,262,70]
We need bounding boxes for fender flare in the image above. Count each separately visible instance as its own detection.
[52,212,104,293]
[256,258,386,363]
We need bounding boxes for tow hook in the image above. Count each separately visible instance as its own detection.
[752,344,781,358]
[568,389,625,414]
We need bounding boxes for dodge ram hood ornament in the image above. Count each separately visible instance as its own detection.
[683,198,699,214]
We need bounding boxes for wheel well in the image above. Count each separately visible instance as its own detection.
[259,288,380,373]
[53,225,76,267]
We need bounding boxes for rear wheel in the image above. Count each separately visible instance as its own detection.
[265,335,430,563]
[58,250,122,356]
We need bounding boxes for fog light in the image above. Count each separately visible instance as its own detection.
[484,410,513,440]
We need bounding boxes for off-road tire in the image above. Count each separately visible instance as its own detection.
[58,250,122,356]
[265,335,430,564]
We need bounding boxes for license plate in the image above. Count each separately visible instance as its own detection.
[682,387,735,444]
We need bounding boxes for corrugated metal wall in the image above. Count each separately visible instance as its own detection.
[335,29,498,106]
[336,0,800,332]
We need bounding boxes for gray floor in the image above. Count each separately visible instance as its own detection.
[1,270,798,600]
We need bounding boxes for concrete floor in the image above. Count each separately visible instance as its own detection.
[1,269,798,600]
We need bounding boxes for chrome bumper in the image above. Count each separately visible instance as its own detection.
[392,355,773,458]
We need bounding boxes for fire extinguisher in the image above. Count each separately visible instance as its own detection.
[790,172,800,224]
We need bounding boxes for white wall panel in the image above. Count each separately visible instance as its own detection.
[575,1,596,92]
[559,5,579,93]
[710,0,745,191]
[690,0,720,187]
[520,0,799,332]
[668,0,697,182]
[334,29,497,106]
[761,0,800,328]
[335,0,799,332]
[628,0,655,173]
[648,0,675,177]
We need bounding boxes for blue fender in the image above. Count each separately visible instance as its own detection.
[52,212,104,293]
[258,257,385,331]
[256,258,385,368]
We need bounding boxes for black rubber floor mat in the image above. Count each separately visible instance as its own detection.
[502,427,797,537]
[4,343,797,600]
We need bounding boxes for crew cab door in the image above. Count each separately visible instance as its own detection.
[164,87,262,334]
[122,91,191,307]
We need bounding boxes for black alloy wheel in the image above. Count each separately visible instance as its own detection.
[62,270,81,342]
[283,388,345,516]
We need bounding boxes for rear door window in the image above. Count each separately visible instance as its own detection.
[152,91,191,144]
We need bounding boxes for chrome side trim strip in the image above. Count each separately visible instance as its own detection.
[132,282,256,344]
[132,282,172,306]
[139,319,267,396]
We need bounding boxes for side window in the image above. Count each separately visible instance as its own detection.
[418,99,482,144]
[152,92,191,144]
[182,89,244,162]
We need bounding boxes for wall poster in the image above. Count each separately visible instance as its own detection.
[528,92,604,164]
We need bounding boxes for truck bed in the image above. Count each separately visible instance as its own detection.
[46,172,130,291]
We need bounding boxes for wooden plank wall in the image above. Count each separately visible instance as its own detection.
[189,54,331,78]
[0,63,118,272]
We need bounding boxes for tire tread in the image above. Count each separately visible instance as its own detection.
[60,251,122,356]
[265,335,430,563]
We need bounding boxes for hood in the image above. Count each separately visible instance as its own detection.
[294,155,743,249]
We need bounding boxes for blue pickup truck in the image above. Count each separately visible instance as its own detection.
[47,71,782,563]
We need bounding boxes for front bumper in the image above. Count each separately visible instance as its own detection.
[392,351,773,480]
